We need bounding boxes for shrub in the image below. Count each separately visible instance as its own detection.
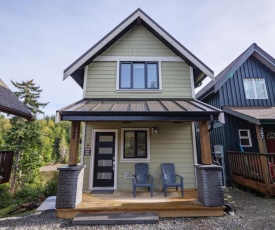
[14,186,43,202]
[43,180,57,197]
[0,183,13,208]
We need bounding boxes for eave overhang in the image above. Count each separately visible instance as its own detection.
[224,106,275,126]
[64,9,214,88]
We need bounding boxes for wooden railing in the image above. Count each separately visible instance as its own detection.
[228,151,275,195]
[0,151,14,184]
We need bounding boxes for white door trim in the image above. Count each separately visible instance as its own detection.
[89,129,118,191]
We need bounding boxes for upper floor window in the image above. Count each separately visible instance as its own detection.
[119,62,159,89]
[243,78,268,99]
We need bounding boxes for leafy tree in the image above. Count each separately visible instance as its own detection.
[0,114,11,149]
[6,80,48,193]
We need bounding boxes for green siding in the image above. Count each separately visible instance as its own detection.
[85,61,192,98]
[102,25,176,57]
[82,122,196,191]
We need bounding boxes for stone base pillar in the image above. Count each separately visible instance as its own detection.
[56,165,85,209]
[195,164,224,207]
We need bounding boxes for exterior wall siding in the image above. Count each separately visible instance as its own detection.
[85,61,192,98]
[201,92,221,109]
[220,56,275,107]
[223,114,259,153]
[102,25,176,57]
[82,122,196,191]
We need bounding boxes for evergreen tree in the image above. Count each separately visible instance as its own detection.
[6,80,48,193]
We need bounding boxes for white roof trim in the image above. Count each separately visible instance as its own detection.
[64,9,214,80]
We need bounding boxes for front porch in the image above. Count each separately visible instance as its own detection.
[56,189,224,219]
[228,151,275,196]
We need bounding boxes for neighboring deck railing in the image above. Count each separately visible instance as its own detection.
[0,151,14,184]
[228,151,275,195]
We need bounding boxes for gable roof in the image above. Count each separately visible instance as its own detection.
[0,79,33,120]
[64,8,214,88]
[196,43,275,99]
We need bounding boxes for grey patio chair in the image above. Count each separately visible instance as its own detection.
[160,163,184,197]
[132,163,154,197]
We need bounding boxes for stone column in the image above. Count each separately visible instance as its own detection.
[56,165,85,209]
[195,164,224,207]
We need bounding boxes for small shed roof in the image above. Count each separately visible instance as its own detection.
[224,106,275,125]
[56,98,222,122]
[0,79,33,120]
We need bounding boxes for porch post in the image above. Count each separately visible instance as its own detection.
[69,121,81,166]
[199,121,212,165]
[255,125,267,154]
[255,125,271,192]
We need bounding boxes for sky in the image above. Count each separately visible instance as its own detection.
[1,0,275,116]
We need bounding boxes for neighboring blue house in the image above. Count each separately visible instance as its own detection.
[196,43,275,195]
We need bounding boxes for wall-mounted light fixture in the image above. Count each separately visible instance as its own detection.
[152,127,158,135]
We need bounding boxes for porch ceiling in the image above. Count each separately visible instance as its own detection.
[57,98,222,122]
[224,106,275,125]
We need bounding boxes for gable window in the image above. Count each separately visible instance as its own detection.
[119,62,159,89]
[238,129,252,147]
[121,128,150,162]
[243,78,268,99]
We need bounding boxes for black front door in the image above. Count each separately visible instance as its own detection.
[93,132,115,187]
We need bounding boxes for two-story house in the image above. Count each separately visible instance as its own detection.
[56,9,224,218]
[196,43,275,196]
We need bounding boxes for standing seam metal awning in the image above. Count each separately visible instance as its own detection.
[56,98,222,122]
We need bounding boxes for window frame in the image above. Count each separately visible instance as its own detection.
[238,129,252,147]
[243,78,268,99]
[121,128,150,162]
[119,62,159,90]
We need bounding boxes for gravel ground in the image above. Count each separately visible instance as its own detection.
[0,188,274,230]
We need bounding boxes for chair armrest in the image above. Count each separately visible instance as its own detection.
[175,174,183,179]
[175,174,184,184]
[131,175,136,185]
[160,175,166,184]
[148,174,154,183]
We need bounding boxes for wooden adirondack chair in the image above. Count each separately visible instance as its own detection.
[161,163,184,197]
[131,163,154,197]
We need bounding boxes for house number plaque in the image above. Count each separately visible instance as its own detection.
[260,127,264,139]
[84,148,91,156]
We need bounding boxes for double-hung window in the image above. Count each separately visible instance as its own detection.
[119,62,159,89]
[243,78,268,99]
[238,129,252,147]
[121,128,150,162]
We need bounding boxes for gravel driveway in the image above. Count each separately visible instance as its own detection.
[0,188,274,230]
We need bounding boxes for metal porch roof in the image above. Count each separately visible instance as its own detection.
[57,98,222,122]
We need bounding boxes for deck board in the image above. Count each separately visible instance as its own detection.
[56,189,223,218]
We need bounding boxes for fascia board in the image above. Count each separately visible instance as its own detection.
[64,9,214,80]
[64,11,144,80]
[214,47,255,93]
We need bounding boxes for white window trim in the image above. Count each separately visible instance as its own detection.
[238,129,252,147]
[115,59,166,91]
[243,78,268,99]
[120,128,150,163]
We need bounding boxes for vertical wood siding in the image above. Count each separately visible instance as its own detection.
[102,25,176,57]
[201,93,221,109]
[220,56,275,107]
[82,122,196,190]
[85,61,192,98]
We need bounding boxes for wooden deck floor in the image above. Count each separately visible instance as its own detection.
[57,189,224,218]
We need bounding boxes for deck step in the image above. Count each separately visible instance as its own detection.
[72,213,159,225]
